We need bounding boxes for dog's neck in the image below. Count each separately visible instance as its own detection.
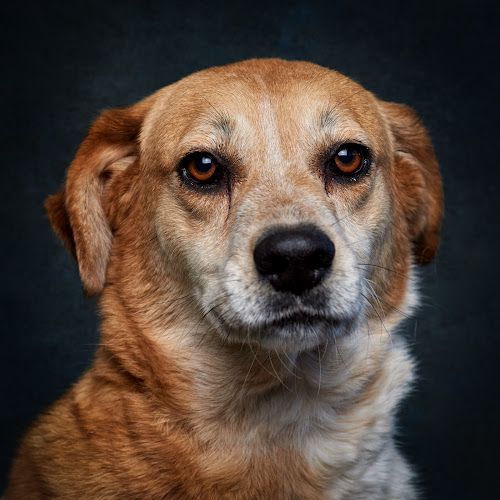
[98,274,413,433]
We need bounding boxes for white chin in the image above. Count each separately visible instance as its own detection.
[216,316,358,353]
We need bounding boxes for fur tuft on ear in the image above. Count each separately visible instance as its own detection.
[381,101,444,265]
[46,98,152,297]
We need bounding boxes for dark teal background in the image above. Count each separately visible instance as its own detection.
[2,0,499,497]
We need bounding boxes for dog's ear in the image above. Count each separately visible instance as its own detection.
[381,101,443,265]
[45,98,152,297]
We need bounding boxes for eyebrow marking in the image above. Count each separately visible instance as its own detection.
[319,108,338,129]
[201,96,234,137]
[318,88,368,130]
[210,113,233,137]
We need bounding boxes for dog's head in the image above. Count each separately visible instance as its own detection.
[46,59,442,354]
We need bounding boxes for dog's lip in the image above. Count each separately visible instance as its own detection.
[217,308,341,331]
[264,313,338,327]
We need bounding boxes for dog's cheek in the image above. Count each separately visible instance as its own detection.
[335,171,414,320]
[155,189,232,289]
[365,178,416,318]
[333,176,391,263]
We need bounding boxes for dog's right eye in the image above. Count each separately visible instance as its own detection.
[186,154,217,182]
[325,143,371,183]
[179,153,226,192]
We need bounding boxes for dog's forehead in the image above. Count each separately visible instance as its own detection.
[141,60,386,161]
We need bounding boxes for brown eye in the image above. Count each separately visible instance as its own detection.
[334,147,363,174]
[326,144,371,182]
[186,154,217,182]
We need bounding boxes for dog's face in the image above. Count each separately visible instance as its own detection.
[47,59,442,355]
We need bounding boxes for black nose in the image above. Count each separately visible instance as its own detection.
[253,226,335,295]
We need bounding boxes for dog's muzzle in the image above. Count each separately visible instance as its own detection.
[253,225,335,295]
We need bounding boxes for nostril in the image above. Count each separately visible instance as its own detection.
[253,226,335,295]
[305,246,335,270]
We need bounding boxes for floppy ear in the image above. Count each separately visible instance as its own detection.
[45,98,152,297]
[381,101,443,265]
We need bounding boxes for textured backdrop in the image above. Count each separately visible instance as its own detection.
[1,0,499,498]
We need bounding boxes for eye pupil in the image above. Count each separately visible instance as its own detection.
[197,156,213,172]
[337,149,355,164]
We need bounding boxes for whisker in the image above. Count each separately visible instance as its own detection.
[332,206,361,228]
[131,234,158,251]
[239,347,258,398]
[365,278,412,319]
[247,342,285,385]
[346,237,371,248]
[326,88,368,116]
[280,350,303,380]
[361,292,397,347]
[356,263,416,283]
[268,352,293,392]
[274,349,300,379]
[316,345,322,397]
[364,279,386,321]
[326,319,352,374]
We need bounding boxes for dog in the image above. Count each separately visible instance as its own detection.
[6,59,442,499]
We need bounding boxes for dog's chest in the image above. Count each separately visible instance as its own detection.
[181,388,395,498]
[213,345,413,498]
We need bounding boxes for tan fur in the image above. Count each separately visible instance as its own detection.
[7,59,442,499]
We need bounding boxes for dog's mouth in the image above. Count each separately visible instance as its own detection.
[210,303,357,353]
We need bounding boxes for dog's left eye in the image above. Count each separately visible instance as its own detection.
[179,153,226,191]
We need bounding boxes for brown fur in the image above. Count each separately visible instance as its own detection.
[7,59,442,499]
